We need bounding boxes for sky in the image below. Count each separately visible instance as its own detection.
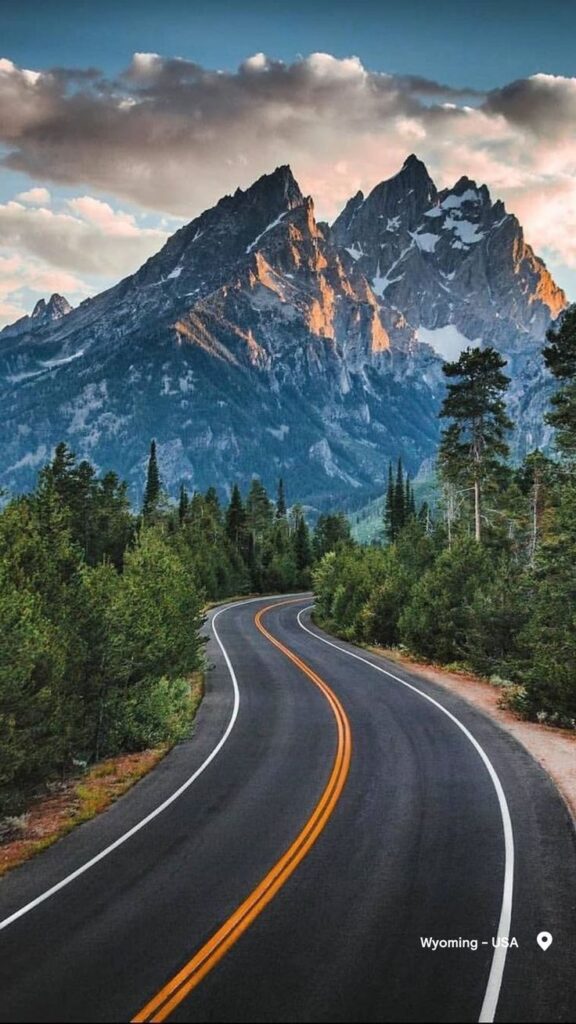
[0,0,575,325]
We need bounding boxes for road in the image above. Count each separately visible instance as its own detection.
[0,595,575,1023]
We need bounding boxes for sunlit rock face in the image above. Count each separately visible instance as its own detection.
[334,155,567,456]
[0,161,566,506]
[334,156,565,352]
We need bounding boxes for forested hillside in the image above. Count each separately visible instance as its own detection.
[314,305,576,727]
[0,447,349,816]
[3,301,575,820]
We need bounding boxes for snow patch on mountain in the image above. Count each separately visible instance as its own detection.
[445,217,485,245]
[418,324,479,360]
[7,445,48,473]
[266,424,290,440]
[246,211,287,253]
[41,349,85,369]
[411,231,440,253]
[372,246,412,295]
[441,189,479,209]
[345,245,364,260]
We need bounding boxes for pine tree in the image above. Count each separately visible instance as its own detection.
[312,512,351,558]
[246,479,273,536]
[384,462,395,542]
[439,347,512,543]
[293,512,312,573]
[47,441,77,489]
[225,484,246,550]
[418,501,431,534]
[205,486,221,518]
[409,482,416,519]
[276,478,287,519]
[142,440,161,519]
[543,304,576,460]
[405,475,416,520]
[393,459,406,536]
[178,484,189,526]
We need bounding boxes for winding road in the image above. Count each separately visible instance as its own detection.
[0,594,575,1023]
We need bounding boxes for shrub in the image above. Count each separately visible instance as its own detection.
[399,538,492,663]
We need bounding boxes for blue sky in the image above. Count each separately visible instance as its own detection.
[2,0,575,88]
[0,0,574,323]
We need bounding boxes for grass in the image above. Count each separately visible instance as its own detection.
[0,673,204,879]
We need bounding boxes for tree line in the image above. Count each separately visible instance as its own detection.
[314,305,576,729]
[0,447,349,816]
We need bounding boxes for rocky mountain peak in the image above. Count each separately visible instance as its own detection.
[435,176,491,214]
[398,153,434,185]
[31,298,48,319]
[330,191,364,237]
[172,178,392,373]
[131,165,306,298]
[245,164,303,207]
[333,157,566,358]
[331,154,438,264]
[450,174,480,193]
[31,294,73,321]
[0,162,568,505]
[372,153,437,209]
[1,293,72,340]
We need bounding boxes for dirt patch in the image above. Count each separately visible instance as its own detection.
[0,748,166,878]
[372,647,576,823]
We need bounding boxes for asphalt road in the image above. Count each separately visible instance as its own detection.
[0,595,575,1023]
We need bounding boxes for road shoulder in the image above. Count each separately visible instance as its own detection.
[370,645,576,824]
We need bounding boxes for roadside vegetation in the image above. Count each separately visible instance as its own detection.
[0,442,349,819]
[314,305,576,729]
[3,305,574,826]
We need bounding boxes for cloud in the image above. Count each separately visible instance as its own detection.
[0,190,168,327]
[0,297,27,324]
[15,186,51,205]
[509,175,576,270]
[0,252,90,327]
[0,51,574,286]
[0,196,167,275]
[484,73,576,138]
[0,50,480,218]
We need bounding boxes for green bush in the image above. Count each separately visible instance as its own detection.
[398,538,492,663]
[106,677,196,752]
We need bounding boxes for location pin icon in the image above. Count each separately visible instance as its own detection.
[537,931,553,951]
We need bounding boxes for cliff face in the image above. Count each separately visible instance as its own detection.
[0,159,566,505]
[333,155,565,354]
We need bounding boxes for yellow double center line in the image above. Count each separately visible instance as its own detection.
[133,599,352,1023]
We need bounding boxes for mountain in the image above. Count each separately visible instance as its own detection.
[0,160,567,506]
[332,154,566,455]
[1,293,73,340]
[333,155,565,355]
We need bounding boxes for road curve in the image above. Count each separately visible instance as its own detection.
[0,595,575,1023]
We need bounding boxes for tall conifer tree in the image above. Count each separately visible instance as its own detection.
[439,347,511,542]
[142,440,161,519]
[394,458,405,536]
[276,478,287,519]
[178,484,189,526]
[384,462,395,542]
[543,304,576,460]
[226,484,246,549]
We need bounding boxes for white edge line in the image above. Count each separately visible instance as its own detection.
[296,606,514,1024]
[0,593,299,932]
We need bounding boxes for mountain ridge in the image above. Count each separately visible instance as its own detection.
[0,158,567,506]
